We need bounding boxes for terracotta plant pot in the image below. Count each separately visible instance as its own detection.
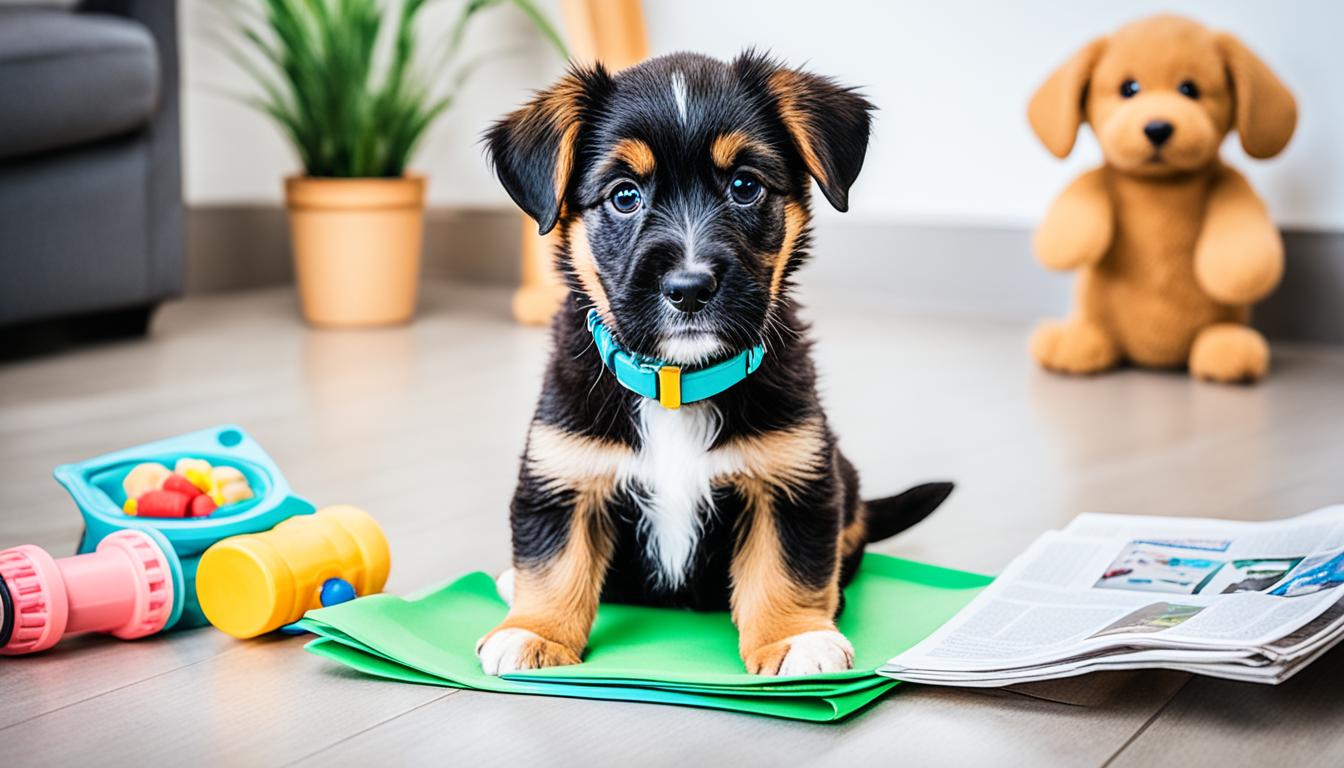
[285,175,426,327]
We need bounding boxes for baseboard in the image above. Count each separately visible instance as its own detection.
[185,205,525,292]
[803,222,1344,344]
[187,206,1344,344]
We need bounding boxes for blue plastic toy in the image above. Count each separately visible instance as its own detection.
[54,425,315,628]
[279,577,358,635]
[320,577,358,607]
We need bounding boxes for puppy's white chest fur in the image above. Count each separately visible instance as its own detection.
[625,400,739,589]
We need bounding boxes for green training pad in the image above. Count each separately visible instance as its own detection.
[307,637,896,722]
[300,554,990,721]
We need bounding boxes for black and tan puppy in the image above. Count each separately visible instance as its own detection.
[477,51,952,676]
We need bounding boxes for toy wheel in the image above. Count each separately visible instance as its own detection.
[0,575,13,648]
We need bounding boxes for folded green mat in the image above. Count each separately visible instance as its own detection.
[299,554,991,722]
[308,638,896,720]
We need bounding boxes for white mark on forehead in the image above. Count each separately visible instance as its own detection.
[680,208,714,272]
[670,71,688,125]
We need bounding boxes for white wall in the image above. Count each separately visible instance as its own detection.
[182,0,1344,230]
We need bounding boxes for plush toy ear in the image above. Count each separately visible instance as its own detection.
[1216,33,1297,159]
[485,65,613,235]
[759,61,873,212]
[1028,37,1107,158]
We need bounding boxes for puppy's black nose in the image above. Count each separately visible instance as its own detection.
[1144,120,1174,147]
[661,270,718,313]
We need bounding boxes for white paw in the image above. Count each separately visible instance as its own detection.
[476,627,540,676]
[495,567,515,607]
[778,630,854,676]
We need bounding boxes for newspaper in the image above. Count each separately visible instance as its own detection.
[881,506,1344,686]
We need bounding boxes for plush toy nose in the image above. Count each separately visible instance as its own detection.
[661,270,718,313]
[1144,120,1174,147]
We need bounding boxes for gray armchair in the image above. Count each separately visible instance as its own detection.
[0,0,182,329]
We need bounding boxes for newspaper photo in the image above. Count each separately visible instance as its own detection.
[881,506,1344,686]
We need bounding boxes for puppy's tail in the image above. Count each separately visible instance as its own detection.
[863,482,954,544]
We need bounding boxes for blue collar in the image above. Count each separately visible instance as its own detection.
[586,309,766,410]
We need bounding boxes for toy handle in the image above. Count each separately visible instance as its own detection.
[0,530,182,655]
[196,505,389,639]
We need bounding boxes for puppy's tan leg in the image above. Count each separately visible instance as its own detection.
[731,480,852,676]
[476,486,613,675]
[1189,323,1269,383]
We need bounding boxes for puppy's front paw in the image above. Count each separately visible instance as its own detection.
[745,630,854,676]
[476,627,581,675]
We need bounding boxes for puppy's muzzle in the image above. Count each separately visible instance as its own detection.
[661,270,718,314]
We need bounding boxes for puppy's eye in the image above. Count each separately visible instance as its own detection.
[609,182,642,214]
[1120,79,1141,98]
[1178,80,1201,99]
[728,171,765,206]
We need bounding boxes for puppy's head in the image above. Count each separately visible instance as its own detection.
[1029,15,1295,176]
[487,52,872,365]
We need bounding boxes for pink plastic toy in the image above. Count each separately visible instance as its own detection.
[0,529,184,655]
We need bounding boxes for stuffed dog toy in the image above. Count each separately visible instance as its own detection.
[477,52,952,676]
[1028,15,1296,383]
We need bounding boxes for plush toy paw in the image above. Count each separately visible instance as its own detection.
[1030,320,1120,375]
[1033,216,1111,271]
[1189,324,1269,384]
[1194,232,1284,306]
[1033,170,1113,271]
[744,630,854,676]
[476,626,581,675]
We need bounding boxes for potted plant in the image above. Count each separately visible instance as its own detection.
[221,0,566,327]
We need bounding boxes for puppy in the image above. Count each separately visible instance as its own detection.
[1028,15,1296,383]
[476,51,952,676]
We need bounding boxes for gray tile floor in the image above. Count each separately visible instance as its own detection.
[2,283,1342,766]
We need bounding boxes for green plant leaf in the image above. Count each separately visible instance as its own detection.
[211,0,568,177]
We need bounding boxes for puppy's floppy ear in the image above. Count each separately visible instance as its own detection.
[747,55,872,212]
[485,64,613,235]
[1028,37,1107,158]
[1216,33,1296,159]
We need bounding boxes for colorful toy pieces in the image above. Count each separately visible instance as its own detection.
[196,505,390,639]
[0,529,185,655]
[121,458,255,518]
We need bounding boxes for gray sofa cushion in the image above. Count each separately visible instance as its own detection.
[0,135,151,323]
[0,7,158,160]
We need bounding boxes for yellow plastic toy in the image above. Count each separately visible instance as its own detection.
[194,505,390,639]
